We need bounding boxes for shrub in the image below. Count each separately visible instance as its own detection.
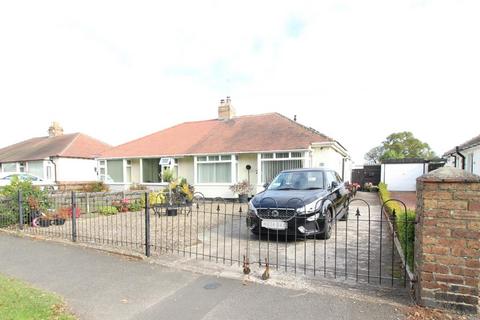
[149,192,165,206]
[98,206,118,216]
[378,182,415,269]
[162,169,175,183]
[0,177,51,227]
[128,199,143,212]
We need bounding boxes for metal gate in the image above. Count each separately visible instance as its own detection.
[1,191,415,289]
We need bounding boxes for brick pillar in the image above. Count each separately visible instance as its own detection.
[415,167,480,314]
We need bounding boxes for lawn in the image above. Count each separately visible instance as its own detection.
[0,273,76,320]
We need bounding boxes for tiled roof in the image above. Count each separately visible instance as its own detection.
[0,133,111,162]
[444,133,480,156]
[101,113,338,158]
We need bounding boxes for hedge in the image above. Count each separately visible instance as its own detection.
[378,183,415,270]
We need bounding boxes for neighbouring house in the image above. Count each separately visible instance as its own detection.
[98,98,351,198]
[0,122,110,184]
[444,134,480,175]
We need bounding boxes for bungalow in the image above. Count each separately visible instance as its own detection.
[0,122,110,183]
[98,98,351,198]
[444,133,480,175]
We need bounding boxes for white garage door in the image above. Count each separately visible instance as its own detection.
[382,163,425,191]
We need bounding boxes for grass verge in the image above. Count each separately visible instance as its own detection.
[0,273,76,320]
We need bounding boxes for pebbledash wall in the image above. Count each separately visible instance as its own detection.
[415,167,480,314]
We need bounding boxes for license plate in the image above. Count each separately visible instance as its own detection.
[261,219,287,230]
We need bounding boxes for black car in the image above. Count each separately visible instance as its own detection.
[246,168,350,239]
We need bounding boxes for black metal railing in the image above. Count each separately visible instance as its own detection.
[0,191,415,288]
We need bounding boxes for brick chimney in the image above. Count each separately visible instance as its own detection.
[48,122,64,138]
[218,96,236,120]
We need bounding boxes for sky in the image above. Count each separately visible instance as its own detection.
[0,0,479,164]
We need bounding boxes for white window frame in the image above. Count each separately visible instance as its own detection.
[45,163,53,181]
[19,162,26,173]
[138,158,179,185]
[195,155,235,185]
[258,151,308,184]
[467,153,474,173]
[124,159,132,184]
[98,160,107,181]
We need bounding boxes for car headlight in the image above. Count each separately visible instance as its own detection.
[296,200,321,215]
[248,201,257,214]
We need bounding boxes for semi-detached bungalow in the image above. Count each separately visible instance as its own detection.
[98,98,351,198]
[0,123,110,183]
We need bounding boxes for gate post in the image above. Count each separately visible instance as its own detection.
[415,167,480,314]
[71,191,77,242]
[144,192,151,257]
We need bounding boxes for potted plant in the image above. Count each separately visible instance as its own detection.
[163,178,194,216]
[230,180,253,203]
[52,208,69,225]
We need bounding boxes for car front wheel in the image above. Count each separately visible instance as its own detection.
[319,210,333,239]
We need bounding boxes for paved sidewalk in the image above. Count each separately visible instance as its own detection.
[0,233,407,320]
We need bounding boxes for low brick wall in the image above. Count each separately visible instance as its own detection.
[415,167,480,314]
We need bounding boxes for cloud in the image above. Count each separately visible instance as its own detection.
[0,0,479,164]
[285,16,306,38]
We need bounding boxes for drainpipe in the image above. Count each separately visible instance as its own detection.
[49,157,58,184]
[455,146,465,170]
[341,157,345,180]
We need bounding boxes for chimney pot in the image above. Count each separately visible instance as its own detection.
[48,122,64,138]
[218,97,236,120]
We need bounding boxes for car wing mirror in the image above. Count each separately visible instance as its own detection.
[331,181,339,189]
[263,183,269,189]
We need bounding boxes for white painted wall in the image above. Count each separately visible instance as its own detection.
[194,184,234,198]
[55,158,98,182]
[311,147,350,182]
[178,156,194,182]
[238,154,257,185]
[131,159,141,183]
[381,163,427,191]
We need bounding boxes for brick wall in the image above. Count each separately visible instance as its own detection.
[415,167,480,314]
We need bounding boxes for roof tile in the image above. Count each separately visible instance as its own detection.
[101,113,335,158]
[0,133,110,162]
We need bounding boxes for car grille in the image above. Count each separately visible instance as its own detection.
[256,208,296,220]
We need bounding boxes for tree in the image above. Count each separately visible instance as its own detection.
[364,146,384,163]
[364,131,436,162]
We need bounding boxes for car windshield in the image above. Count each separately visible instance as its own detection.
[268,171,324,190]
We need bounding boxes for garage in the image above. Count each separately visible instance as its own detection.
[381,159,428,191]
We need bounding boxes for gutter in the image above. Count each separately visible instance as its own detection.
[455,146,466,170]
